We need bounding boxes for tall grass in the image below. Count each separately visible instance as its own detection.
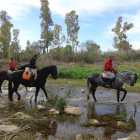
[58,66,140,83]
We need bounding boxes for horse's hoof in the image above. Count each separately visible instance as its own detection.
[121,99,123,102]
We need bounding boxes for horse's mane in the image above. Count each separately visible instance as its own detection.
[119,70,135,74]
[37,65,56,74]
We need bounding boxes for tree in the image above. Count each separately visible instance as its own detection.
[65,10,80,62]
[40,0,53,58]
[9,29,21,61]
[112,16,133,57]
[80,40,101,63]
[51,24,65,59]
[0,10,13,58]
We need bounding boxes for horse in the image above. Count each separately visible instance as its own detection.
[0,64,29,93]
[8,65,57,102]
[87,70,138,102]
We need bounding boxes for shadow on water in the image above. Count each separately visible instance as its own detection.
[0,83,140,139]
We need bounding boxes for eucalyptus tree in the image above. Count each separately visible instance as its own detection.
[112,16,133,57]
[0,10,13,58]
[9,29,21,61]
[40,0,53,58]
[52,24,65,59]
[65,10,80,62]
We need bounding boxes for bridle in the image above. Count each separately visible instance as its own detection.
[116,72,136,85]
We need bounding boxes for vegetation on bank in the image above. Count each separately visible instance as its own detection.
[58,66,140,83]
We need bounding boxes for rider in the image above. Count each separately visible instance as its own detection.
[104,56,117,87]
[29,55,38,86]
[9,57,17,71]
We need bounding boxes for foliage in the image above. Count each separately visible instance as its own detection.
[40,0,53,56]
[51,24,65,59]
[9,29,21,61]
[112,16,133,56]
[0,10,13,58]
[65,10,80,62]
[48,93,67,109]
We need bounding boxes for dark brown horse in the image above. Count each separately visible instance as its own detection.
[0,64,29,93]
[8,65,57,102]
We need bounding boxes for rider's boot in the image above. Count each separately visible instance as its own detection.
[106,79,112,88]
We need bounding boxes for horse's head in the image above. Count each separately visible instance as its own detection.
[50,65,57,80]
[127,71,137,86]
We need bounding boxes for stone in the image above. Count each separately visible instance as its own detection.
[98,91,103,94]
[37,105,46,111]
[64,106,85,116]
[0,125,18,134]
[49,108,59,115]
[12,112,31,119]
[90,119,101,126]
[117,121,127,128]
[81,89,85,93]
[117,133,140,140]
[76,134,84,140]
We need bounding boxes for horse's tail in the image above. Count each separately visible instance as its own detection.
[87,77,91,100]
[8,80,12,101]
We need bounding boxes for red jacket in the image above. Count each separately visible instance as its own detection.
[104,58,115,72]
[9,61,17,69]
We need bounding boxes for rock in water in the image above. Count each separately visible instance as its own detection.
[117,133,140,140]
[64,106,84,116]
[37,105,46,111]
[49,108,59,115]
[76,134,84,140]
[81,89,85,93]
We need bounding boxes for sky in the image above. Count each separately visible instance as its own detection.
[0,0,140,52]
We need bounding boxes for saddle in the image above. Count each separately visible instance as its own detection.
[22,67,37,81]
[102,72,116,82]
[7,69,17,75]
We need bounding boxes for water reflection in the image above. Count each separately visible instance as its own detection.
[87,102,136,139]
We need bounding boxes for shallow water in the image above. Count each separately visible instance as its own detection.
[1,83,140,140]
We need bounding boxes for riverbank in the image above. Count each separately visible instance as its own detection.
[46,78,140,93]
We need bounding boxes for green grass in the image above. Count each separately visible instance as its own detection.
[58,66,140,83]
[48,93,67,109]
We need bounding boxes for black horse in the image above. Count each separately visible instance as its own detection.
[0,64,29,93]
[8,65,57,102]
[87,70,137,102]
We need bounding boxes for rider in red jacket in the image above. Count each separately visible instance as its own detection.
[9,57,17,71]
[104,56,116,88]
[104,56,116,72]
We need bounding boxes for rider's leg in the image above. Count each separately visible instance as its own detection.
[30,69,35,86]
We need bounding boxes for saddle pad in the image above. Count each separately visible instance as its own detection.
[22,72,37,81]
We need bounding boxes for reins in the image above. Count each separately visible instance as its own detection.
[115,72,134,85]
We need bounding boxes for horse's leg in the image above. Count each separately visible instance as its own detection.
[41,86,48,100]
[14,83,21,101]
[119,88,127,102]
[35,87,40,103]
[91,87,97,102]
[25,86,28,92]
[117,90,120,102]
[0,80,3,93]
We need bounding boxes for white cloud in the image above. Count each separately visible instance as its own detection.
[1,0,140,19]
[49,0,140,17]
